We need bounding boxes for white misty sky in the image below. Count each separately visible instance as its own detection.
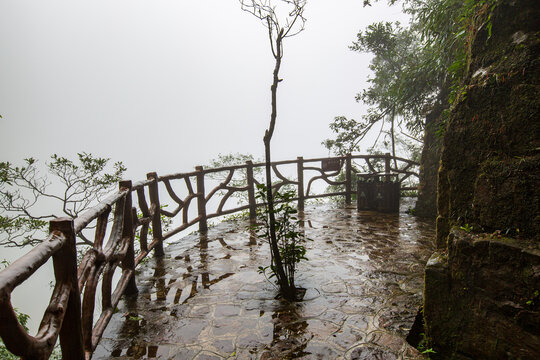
[0,1,410,332]
[0,0,408,180]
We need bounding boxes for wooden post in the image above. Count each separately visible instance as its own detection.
[392,181,400,212]
[50,218,84,360]
[297,157,304,212]
[376,181,384,212]
[385,152,391,182]
[246,161,257,224]
[357,178,368,210]
[195,166,208,233]
[146,172,164,257]
[345,153,352,205]
[135,187,150,253]
[119,181,137,296]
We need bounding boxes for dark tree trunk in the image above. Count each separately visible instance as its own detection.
[263,29,295,301]
[390,108,397,169]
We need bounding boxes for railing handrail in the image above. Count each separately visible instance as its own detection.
[0,152,419,359]
[154,154,419,181]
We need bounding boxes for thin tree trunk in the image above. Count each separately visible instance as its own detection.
[263,30,295,300]
[390,108,397,169]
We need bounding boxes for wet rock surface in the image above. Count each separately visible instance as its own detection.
[424,229,540,359]
[93,200,434,359]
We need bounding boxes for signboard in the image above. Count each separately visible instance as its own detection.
[321,158,341,172]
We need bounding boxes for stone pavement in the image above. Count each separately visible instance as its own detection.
[93,200,435,359]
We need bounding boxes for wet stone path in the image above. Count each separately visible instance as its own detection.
[93,200,435,359]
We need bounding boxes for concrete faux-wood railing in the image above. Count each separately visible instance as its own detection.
[0,153,418,359]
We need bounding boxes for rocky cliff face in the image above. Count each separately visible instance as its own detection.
[425,231,540,359]
[436,0,540,246]
[424,0,540,358]
[415,101,444,219]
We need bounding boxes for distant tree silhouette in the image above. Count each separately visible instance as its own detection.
[0,153,125,249]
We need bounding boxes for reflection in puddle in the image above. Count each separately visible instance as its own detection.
[268,302,310,357]
[111,344,159,358]
[95,200,434,359]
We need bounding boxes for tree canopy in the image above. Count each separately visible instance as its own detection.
[323,0,498,157]
[0,153,125,248]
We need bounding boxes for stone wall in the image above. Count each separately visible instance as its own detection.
[424,0,540,358]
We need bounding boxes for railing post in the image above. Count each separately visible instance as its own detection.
[146,172,164,257]
[119,180,138,296]
[357,178,368,210]
[345,153,352,205]
[385,152,391,182]
[195,166,208,233]
[49,218,84,360]
[297,157,304,212]
[246,161,257,223]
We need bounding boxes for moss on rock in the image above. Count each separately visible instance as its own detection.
[425,0,540,357]
[436,0,540,243]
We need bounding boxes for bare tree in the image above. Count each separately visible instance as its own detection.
[240,0,306,300]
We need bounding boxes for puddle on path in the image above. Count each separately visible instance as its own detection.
[93,199,434,359]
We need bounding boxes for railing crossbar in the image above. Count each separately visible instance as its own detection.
[0,152,419,359]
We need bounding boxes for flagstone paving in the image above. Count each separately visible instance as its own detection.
[93,200,434,359]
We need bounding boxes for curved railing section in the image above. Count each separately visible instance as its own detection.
[0,153,418,359]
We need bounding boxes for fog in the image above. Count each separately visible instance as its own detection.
[1,0,409,332]
[1,0,408,180]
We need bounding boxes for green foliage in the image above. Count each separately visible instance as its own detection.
[416,332,437,358]
[406,0,499,126]
[128,315,144,321]
[422,348,437,355]
[323,116,374,155]
[1,154,124,356]
[0,153,125,248]
[460,223,473,232]
[240,0,307,301]
[324,20,428,158]
[325,0,500,152]
[208,153,258,170]
[223,209,251,221]
[351,21,435,130]
[402,190,418,197]
[525,290,540,307]
[254,184,310,291]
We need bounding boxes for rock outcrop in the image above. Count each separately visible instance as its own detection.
[415,100,445,219]
[425,231,540,359]
[423,0,540,358]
